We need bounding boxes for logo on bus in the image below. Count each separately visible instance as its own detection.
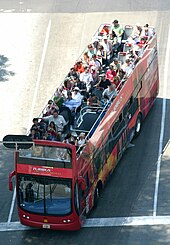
[113,95,123,111]
[32,167,51,173]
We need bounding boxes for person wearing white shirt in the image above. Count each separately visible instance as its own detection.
[72,87,83,108]
[43,110,67,133]
[79,66,94,92]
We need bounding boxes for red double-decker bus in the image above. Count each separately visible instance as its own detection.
[4,23,159,230]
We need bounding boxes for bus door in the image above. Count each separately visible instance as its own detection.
[76,170,91,216]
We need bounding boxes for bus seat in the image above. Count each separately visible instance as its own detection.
[123,43,132,52]
[123,25,133,40]
[118,52,127,64]
[76,112,99,132]
[60,107,71,125]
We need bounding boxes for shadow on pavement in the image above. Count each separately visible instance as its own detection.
[0,55,15,82]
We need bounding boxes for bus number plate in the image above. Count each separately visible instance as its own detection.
[43,224,50,229]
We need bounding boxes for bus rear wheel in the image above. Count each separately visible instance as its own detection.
[135,114,142,137]
[94,186,100,208]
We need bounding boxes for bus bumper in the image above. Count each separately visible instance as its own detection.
[19,216,82,231]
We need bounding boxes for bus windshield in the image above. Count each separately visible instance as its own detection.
[18,174,72,216]
[18,145,72,168]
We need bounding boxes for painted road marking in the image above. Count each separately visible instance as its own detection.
[27,19,51,132]
[153,26,170,216]
[2,215,170,231]
[7,187,16,224]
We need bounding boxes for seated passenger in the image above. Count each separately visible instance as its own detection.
[102,83,117,100]
[90,66,99,85]
[74,60,85,74]
[113,76,121,91]
[63,91,81,111]
[30,118,42,139]
[89,54,102,71]
[132,23,142,37]
[63,132,77,145]
[121,59,133,78]
[102,36,113,65]
[72,87,83,109]
[96,45,107,66]
[87,94,102,107]
[42,109,67,134]
[25,183,34,202]
[82,52,90,66]
[111,19,124,45]
[87,43,96,59]
[79,66,94,93]
[141,24,154,39]
[62,78,74,97]
[76,132,87,147]
[101,94,110,107]
[95,73,111,90]
[100,25,110,36]
[43,99,53,116]
[44,121,61,141]
[110,57,121,74]
[67,67,79,80]
[111,30,120,54]
[53,89,65,110]
[63,91,80,126]
[106,64,117,82]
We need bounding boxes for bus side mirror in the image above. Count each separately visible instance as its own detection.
[9,171,15,191]
[78,177,86,191]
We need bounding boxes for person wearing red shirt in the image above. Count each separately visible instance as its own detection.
[106,65,117,82]
[74,60,85,74]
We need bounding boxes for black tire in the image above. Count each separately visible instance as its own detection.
[135,114,142,137]
[94,186,100,208]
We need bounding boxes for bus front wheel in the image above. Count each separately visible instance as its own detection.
[135,114,142,137]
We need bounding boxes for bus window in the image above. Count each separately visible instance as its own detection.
[18,175,72,216]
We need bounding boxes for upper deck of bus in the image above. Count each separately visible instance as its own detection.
[27,22,158,163]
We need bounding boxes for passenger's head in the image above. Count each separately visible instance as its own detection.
[33,118,39,124]
[49,121,56,129]
[113,57,118,64]
[73,87,80,93]
[113,19,119,26]
[53,110,59,118]
[67,91,72,99]
[79,132,85,139]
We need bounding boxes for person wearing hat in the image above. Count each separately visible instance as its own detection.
[112,19,124,45]
[76,132,87,147]
[72,87,83,109]
[95,73,111,90]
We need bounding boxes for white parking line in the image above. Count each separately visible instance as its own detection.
[7,187,16,224]
[153,26,170,217]
[2,215,170,231]
[27,19,51,132]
